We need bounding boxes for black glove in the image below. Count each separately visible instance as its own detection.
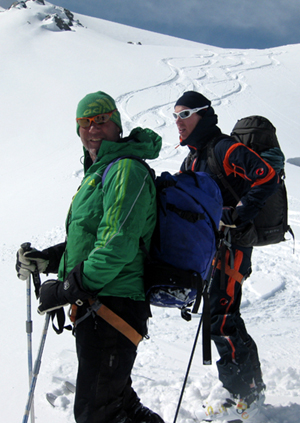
[37,280,69,315]
[37,263,98,315]
[16,245,49,281]
[220,206,242,228]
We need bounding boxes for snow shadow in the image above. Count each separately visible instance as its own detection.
[265,402,300,422]
[287,157,300,167]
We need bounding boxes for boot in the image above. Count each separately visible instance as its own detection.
[195,385,266,422]
[127,398,164,423]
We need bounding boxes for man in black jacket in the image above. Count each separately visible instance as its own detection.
[174,91,278,421]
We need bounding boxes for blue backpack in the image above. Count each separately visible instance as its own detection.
[102,156,223,317]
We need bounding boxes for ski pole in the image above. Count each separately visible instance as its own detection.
[21,242,42,423]
[173,308,204,423]
[172,243,222,423]
[26,274,35,423]
[22,312,51,423]
[22,242,37,423]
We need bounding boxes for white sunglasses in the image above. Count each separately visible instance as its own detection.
[173,105,209,120]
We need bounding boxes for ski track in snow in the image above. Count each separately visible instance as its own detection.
[2,9,300,421]
[116,49,279,132]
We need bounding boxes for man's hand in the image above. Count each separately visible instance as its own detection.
[220,206,237,228]
[37,264,96,315]
[37,280,69,315]
[16,246,49,280]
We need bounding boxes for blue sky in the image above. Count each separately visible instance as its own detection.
[1,0,300,49]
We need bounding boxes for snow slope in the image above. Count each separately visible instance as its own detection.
[1,2,300,422]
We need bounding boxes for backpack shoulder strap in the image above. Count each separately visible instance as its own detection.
[102,155,156,260]
[102,155,155,185]
[206,136,224,175]
[206,137,240,203]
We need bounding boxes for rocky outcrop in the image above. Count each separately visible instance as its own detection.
[9,1,83,31]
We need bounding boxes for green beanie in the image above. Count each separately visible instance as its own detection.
[76,91,122,136]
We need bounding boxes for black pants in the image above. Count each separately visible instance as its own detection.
[210,245,263,397]
[74,297,150,423]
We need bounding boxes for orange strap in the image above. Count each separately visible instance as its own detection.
[69,304,78,323]
[213,259,244,284]
[88,300,143,347]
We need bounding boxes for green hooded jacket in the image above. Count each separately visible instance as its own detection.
[57,127,162,301]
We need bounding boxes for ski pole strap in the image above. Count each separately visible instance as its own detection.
[32,268,41,300]
[88,299,143,347]
[202,285,211,365]
[191,274,204,314]
[50,308,72,334]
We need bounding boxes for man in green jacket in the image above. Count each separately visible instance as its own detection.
[16,91,164,423]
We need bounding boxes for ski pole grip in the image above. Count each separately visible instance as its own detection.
[20,242,41,299]
[21,242,32,253]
